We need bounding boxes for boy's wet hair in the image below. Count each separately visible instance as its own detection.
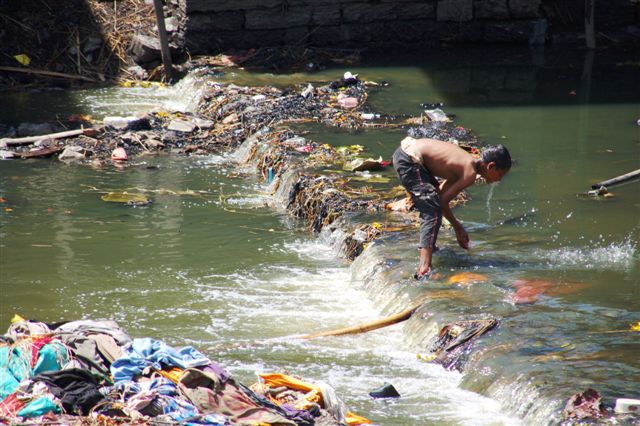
[481,144,511,170]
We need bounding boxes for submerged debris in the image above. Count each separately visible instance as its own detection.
[563,388,608,420]
[417,318,498,371]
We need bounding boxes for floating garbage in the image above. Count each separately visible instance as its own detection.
[101,192,151,206]
[110,147,128,161]
[417,318,498,371]
[368,383,400,399]
[445,272,488,286]
[344,157,388,172]
[0,318,372,425]
[424,108,450,122]
[614,398,640,414]
[563,388,607,420]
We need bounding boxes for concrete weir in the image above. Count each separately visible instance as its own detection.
[221,94,587,422]
[224,124,554,419]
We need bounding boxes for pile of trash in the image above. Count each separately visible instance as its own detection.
[0,72,383,162]
[0,317,373,425]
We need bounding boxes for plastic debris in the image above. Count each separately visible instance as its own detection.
[424,108,450,122]
[345,156,387,172]
[100,192,150,206]
[58,146,86,161]
[369,383,400,399]
[337,93,359,109]
[111,147,128,161]
[446,272,488,286]
[614,398,640,414]
[14,54,31,66]
[563,388,607,420]
[301,83,314,98]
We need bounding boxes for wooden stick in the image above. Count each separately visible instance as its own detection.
[152,0,175,82]
[584,0,596,49]
[220,301,425,351]
[0,128,96,146]
[591,169,640,189]
[300,302,422,340]
[0,66,97,82]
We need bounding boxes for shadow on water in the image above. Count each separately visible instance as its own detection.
[361,46,640,109]
[0,0,126,124]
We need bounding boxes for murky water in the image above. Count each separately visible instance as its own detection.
[1,47,639,425]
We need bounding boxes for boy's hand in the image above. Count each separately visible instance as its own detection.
[454,224,470,249]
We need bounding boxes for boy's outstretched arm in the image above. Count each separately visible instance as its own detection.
[439,177,473,249]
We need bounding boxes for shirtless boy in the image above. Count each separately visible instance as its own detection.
[392,137,511,279]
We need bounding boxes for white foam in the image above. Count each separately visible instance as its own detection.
[537,239,637,270]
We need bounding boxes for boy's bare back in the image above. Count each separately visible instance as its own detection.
[413,138,476,182]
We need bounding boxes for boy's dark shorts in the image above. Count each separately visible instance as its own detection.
[392,147,442,250]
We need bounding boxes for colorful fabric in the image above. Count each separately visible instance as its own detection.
[16,397,60,418]
[29,336,53,368]
[33,342,68,375]
[0,393,25,417]
[111,338,210,384]
[179,368,297,426]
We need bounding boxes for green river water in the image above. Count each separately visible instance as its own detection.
[1,47,639,425]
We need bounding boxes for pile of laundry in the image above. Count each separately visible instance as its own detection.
[0,317,373,425]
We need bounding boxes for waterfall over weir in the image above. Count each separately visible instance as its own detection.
[226,107,638,425]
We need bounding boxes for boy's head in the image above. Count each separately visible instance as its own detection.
[480,144,511,183]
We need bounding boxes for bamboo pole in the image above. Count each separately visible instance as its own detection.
[591,169,640,189]
[221,301,425,351]
[0,128,96,146]
[0,66,97,82]
[300,302,422,340]
[152,0,174,82]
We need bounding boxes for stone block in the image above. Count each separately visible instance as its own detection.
[283,26,310,44]
[310,25,352,47]
[183,0,283,13]
[381,19,433,42]
[437,0,472,22]
[246,6,311,30]
[342,3,398,23]
[310,5,341,26]
[433,21,481,43]
[397,2,436,19]
[474,0,508,19]
[509,0,541,18]
[484,21,534,43]
[186,11,244,32]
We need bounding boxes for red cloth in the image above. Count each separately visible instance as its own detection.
[30,336,53,368]
[0,393,25,417]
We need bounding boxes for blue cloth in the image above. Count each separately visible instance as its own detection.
[33,343,68,375]
[1,342,68,399]
[0,346,31,399]
[111,338,210,384]
[165,397,228,425]
[17,397,60,418]
[114,377,178,396]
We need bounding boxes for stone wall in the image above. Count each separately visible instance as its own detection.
[178,0,639,53]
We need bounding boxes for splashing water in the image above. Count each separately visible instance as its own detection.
[537,239,637,270]
[486,182,496,223]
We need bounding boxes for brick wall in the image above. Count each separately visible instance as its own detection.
[177,0,639,53]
